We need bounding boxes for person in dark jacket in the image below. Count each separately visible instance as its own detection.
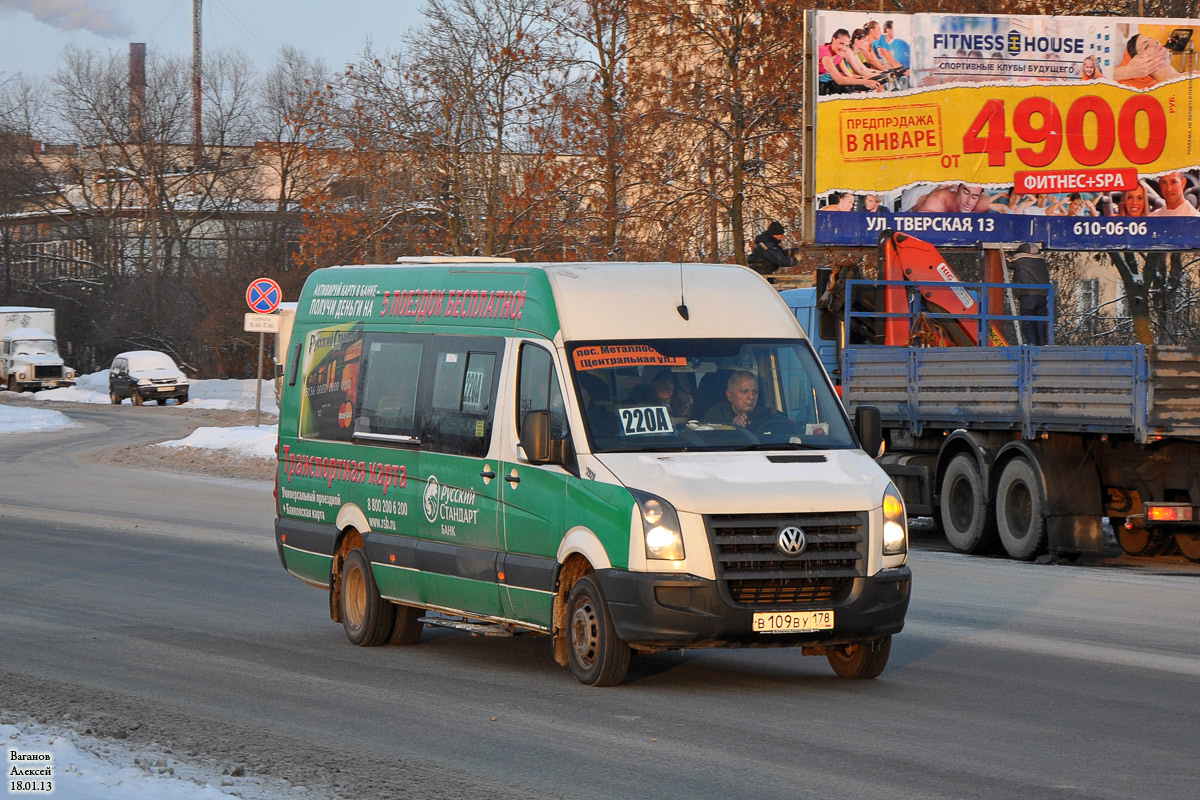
[1009,242,1051,345]
[747,221,798,274]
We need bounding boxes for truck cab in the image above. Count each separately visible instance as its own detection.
[1,307,75,392]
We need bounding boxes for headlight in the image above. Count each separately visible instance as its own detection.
[65,369,75,379]
[630,489,684,561]
[137,378,152,386]
[17,372,26,380]
[882,483,908,556]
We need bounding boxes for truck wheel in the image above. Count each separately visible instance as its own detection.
[995,458,1047,561]
[109,392,122,405]
[940,455,998,554]
[827,636,891,679]
[6,375,16,393]
[340,548,396,646]
[1113,520,1173,557]
[131,391,144,406]
[1175,534,1200,564]
[566,575,630,686]
[388,604,425,646]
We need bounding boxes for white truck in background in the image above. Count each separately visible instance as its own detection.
[0,306,76,392]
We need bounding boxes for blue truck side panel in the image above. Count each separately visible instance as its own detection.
[840,345,1200,444]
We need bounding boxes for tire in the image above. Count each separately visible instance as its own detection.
[827,636,892,680]
[566,575,630,686]
[339,548,396,646]
[388,604,425,645]
[995,458,1048,561]
[1175,533,1200,564]
[110,392,122,405]
[156,398,166,405]
[939,454,998,554]
[177,393,188,405]
[131,391,144,406]
[1113,520,1173,557]
[6,375,17,393]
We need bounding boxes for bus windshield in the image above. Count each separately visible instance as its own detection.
[568,339,855,453]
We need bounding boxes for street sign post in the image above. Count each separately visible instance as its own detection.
[245,279,284,427]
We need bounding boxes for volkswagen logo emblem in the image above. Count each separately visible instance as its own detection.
[777,526,807,557]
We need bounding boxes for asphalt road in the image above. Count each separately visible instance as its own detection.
[1,405,1198,799]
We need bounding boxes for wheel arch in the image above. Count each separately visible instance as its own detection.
[328,521,367,623]
[935,430,997,502]
[550,547,599,668]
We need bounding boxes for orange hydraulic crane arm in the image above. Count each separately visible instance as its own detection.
[877,231,1008,347]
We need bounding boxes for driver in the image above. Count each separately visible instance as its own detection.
[702,370,769,429]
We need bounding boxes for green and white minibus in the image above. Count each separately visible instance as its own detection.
[274,259,910,685]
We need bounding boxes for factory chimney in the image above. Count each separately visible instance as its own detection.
[129,43,146,144]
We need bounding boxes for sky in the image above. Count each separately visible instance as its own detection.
[0,0,430,82]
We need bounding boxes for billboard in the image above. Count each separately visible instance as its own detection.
[810,11,1200,249]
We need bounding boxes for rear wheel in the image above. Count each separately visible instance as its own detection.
[940,454,998,554]
[1113,520,1173,557]
[995,458,1047,561]
[388,604,425,645]
[131,391,144,406]
[566,575,630,686]
[340,548,395,646]
[827,636,892,679]
[1175,533,1200,564]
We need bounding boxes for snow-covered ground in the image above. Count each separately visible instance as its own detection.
[2,371,283,799]
[3,721,316,800]
[0,370,276,458]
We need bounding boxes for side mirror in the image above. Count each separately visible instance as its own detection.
[520,410,553,464]
[855,405,884,458]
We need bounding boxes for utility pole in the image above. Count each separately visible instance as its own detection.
[192,0,203,169]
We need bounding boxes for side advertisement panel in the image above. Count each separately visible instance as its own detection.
[812,11,1200,249]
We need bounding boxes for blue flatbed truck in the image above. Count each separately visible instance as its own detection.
[784,269,1200,564]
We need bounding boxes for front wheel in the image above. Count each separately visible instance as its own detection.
[995,458,1047,561]
[340,548,396,646]
[109,391,122,405]
[827,636,892,679]
[566,575,630,686]
[131,391,144,406]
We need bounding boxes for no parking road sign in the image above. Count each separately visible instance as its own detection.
[246,277,282,314]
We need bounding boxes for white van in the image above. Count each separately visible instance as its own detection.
[274,259,910,685]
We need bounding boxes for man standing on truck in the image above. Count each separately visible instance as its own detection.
[746,221,798,274]
[1008,242,1051,346]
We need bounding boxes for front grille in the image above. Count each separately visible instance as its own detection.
[33,365,63,379]
[150,378,177,385]
[706,511,866,607]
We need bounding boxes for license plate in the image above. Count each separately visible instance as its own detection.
[752,610,834,634]
[158,386,174,392]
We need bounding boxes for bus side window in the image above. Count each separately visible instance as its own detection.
[517,343,567,442]
[424,340,502,457]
